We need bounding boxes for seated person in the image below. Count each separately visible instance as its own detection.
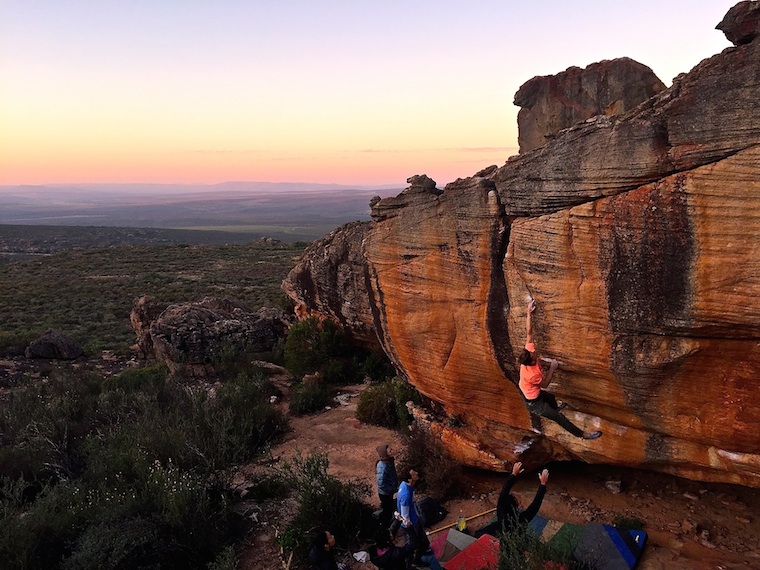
[370,521,416,570]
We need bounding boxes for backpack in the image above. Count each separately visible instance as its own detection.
[416,496,448,528]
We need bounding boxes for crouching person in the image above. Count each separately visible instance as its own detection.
[308,529,348,570]
[371,520,416,569]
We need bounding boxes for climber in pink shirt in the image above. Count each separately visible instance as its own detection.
[518,299,601,440]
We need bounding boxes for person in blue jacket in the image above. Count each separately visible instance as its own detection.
[376,444,398,529]
[396,468,442,570]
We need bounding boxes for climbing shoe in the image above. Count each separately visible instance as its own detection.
[583,431,602,440]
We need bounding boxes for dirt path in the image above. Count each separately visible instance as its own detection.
[239,383,760,570]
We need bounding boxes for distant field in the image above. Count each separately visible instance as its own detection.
[0,183,400,243]
[0,239,308,354]
[0,224,316,263]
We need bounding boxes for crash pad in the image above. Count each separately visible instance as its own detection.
[573,522,647,570]
[431,528,477,563]
[443,533,499,570]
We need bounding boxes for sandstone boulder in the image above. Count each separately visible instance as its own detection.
[131,295,170,357]
[282,4,760,488]
[131,297,291,377]
[282,221,381,350]
[514,58,665,154]
[25,329,84,360]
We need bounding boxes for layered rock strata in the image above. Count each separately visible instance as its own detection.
[282,4,760,487]
[514,58,665,154]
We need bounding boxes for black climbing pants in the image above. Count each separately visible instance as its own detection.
[525,391,584,438]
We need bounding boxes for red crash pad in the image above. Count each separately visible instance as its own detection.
[443,533,499,570]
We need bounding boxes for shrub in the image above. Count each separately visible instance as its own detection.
[498,519,593,570]
[612,515,645,531]
[284,317,354,378]
[207,545,238,570]
[284,318,397,387]
[357,350,396,383]
[0,364,287,569]
[399,427,464,501]
[243,473,290,502]
[279,452,370,560]
[288,382,334,416]
[355,377,421,430]
[355,382,397,428]
[212,341,285,380]
[61,516,163,570]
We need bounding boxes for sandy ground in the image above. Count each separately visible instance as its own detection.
[236,381,760,570]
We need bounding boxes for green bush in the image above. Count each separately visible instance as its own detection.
[279,452,370,561]
[399,427,463,501]
[61,516,163,570]
[288,383,334,416]
[498,518,593,570]
[0,364,287,569]
[243,474,290,502]
[357,350,396,383]
[207,545,238,570]
[355,377,421,430]
[284,317,347,378]
[284,317,397,388]
[612,515,645,531]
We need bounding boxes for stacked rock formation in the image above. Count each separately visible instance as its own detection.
[283,2,760,487]
[131,296,291,378]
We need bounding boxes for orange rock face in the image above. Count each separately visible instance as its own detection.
[282,7,760,487]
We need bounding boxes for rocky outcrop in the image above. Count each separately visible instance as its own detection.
[25,329,84,360]
[514,58,666,154]
[130,295,170,358]
[130,296,291,377]
[284,221,381,350]
[717,0,760,45]
[282,4,760,488]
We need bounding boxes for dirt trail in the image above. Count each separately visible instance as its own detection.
[240,383,760,570]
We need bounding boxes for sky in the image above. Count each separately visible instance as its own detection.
[0,0,739,188]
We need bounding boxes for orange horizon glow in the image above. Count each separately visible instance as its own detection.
[0,1,735,188]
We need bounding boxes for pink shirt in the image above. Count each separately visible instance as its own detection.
[519,342,543,400]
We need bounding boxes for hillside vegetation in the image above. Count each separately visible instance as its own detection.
[0,237,306,354]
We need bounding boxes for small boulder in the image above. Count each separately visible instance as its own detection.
[133,297,292,377]
[25,329,83,360]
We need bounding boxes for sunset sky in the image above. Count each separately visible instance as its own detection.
[1,1,737,187]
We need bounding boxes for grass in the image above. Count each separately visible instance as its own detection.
[0,241,307,354]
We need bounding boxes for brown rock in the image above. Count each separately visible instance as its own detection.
[514,58,665,154]
[282,221,381,351]
[717,0,760,45]
[130,295,170,357]
[134,297,291,377]
[492,32,760,217]
[282,5,760,488]
[25,329,83,360]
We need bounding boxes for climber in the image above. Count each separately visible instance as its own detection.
[518,299,601,440]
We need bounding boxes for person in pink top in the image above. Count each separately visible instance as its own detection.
[518,299,601,440]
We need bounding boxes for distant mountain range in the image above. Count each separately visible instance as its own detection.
[0,182,404,242]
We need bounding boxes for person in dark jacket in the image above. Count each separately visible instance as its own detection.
[475,461,549,540]
[496,461,548,531]
[376,443,398,529]
[308,528,339,570]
